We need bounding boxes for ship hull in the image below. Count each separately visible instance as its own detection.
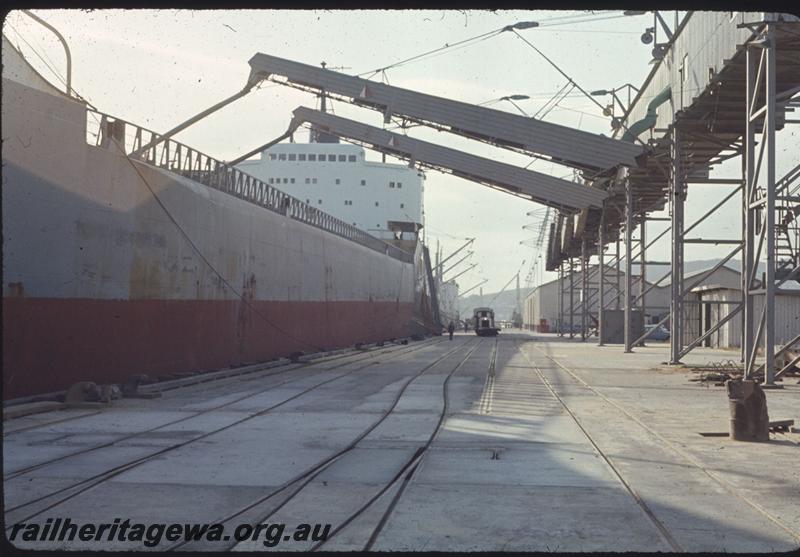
[2,298,410,399]
[2,44,424,400]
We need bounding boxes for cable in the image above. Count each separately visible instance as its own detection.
[357,27,503,77]
[356,11,633,79]
[511,28,650,148]
[7,24,70,92]
[511,29,607,114]
[7,23,96,109]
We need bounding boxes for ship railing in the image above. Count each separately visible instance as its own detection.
[86,109,412,263]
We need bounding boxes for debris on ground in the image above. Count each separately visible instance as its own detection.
[687,359,743,386]
[769,419,795,433]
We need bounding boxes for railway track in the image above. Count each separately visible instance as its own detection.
[526,342,800,549]
[3,339,429,438]
[3,337,445,525]
[4,338,438,478]
[167,336,489,552]
[354,337,499,552]
[515,342,683,552]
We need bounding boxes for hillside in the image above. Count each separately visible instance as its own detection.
[457,259,767,321]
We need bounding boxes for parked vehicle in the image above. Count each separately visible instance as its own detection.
[557,323,583,334]
[644,324,670,341]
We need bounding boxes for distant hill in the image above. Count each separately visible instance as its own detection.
[457,287,534,321]
[456,259,765,321]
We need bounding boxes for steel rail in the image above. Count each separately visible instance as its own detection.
[518,343,683,552]
[165,337,482,552]
[3,339,444,522]
[532,344,800,545]
[2,340,416,437]
[317,338,489,551]
[3,339,433,473]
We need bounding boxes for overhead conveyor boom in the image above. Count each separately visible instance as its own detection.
[283,107,608,211]
[248,53,645,172]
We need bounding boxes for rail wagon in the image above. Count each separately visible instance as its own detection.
[473,307,500,337]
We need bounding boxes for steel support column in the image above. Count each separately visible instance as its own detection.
[744,24,778,386]
[569,258,575,339]
[581,239,588,342]
[560,263,564,335]
[615,236,622,310]
[598,209,606,346]
[763,23,777,387]
[624,177,634,353]
[669,126,685,364]
[638,218,647,346]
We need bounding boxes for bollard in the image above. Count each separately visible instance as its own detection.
[64,381,101,403]
[726,379,770,442]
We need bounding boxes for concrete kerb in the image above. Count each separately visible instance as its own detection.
[2,336,433,420]
[131,335,428,393]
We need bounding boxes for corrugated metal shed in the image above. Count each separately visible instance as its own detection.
[289,107,608,211]
[249,53,644,172]
[695,286,800,348]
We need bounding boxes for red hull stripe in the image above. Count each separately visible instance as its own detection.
[2,297,413,400]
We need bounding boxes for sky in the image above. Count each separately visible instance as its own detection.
[4,9,798,294]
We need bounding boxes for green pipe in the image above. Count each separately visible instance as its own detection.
[622,86,671,143]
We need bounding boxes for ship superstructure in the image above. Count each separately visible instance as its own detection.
[236,142,423,240]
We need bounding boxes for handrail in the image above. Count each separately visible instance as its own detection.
[86,109,413,264]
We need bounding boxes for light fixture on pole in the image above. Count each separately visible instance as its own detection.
[499,94,530,117]
[590,83,640,128]
[502,21,539,32]
[478,94,530,116]
[624,10,678,62]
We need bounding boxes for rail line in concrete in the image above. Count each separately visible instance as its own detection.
[517,342,683,552]
[530,344,800,546]
[4,338,446,525]
[165,337,483,552]
[4,338,439,476]
[3,338,434,437]
[357,337,496,551]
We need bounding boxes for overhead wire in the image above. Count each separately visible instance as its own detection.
[356,27,503,78]
[357,11,637,80]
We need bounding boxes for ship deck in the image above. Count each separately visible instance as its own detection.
[4,333,799,552]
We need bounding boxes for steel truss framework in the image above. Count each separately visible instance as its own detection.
[743,24,800,384]
[551,18,800,386]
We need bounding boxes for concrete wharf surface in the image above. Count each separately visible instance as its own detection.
[3,333,799,552]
